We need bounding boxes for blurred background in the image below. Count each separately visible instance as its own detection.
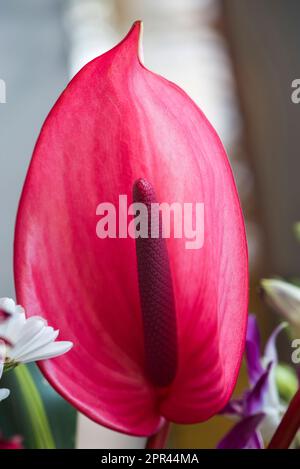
[0,0,299,448]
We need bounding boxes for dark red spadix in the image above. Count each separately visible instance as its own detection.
[133,178,177,388]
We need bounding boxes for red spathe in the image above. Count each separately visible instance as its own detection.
[14,22,248,436]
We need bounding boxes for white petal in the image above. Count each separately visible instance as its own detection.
[0,298,16,315]
[9,317,47,354]
[15,305,26,315]
[260,406,284,442]
[0,388,10,402]
[265,365,281,409]
[0,312,26,344]
[20,341,73,363]
[11,326,59,362]
[0,342,6,375]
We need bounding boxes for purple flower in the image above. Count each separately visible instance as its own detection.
[217,315,287,449]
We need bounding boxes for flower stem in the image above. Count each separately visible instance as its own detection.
[146,421,170,449]
[14,365,56,449]
[268,387,300,449]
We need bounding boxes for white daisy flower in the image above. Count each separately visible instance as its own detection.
[0,298,73,368]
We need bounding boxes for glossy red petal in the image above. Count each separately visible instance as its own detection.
[14,21,248,435]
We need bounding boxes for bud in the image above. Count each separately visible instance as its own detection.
[261,279,300,327]
[275,363,298,402]
[294,222,300,242]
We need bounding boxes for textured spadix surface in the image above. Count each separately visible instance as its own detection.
[14,22,248,436]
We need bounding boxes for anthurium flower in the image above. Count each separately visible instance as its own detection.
[0,298,72,367]
[218,315,287,449]
[14,21,248,436]
[261,279,300,327]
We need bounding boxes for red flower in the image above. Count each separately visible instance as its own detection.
[0,434,22,449]
[14,22,248,436]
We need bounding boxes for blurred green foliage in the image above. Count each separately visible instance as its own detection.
[0,364,76,448]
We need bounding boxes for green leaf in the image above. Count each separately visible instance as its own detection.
[14,364,55,448]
